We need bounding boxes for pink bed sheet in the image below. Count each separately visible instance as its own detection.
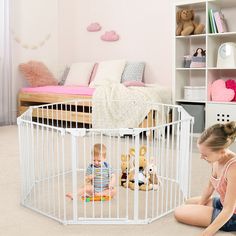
[21,86,95,96]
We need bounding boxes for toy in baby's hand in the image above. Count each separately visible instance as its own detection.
[124,146,153,191]
[176,9,205,36]
[120,154,131,187]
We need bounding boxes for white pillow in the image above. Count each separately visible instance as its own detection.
[65,62,95,86]
[89,59,126,87]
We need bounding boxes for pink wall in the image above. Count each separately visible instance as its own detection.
[58,0,173,87]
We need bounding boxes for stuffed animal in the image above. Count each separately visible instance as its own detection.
[145,158,159,190]
[125,146,153,191]
[176,9,205,36]
[190,48,206,68]
[120,154,131,187]
[211,79,235,102]
[226,79,236,101]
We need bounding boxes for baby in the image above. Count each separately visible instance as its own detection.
[67,143,116,200]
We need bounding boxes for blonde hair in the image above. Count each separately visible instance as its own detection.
[198,121,236,151]
[93,143,106,158]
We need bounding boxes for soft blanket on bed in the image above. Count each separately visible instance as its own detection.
[92,83,171,128]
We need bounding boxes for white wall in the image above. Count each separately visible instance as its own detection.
[13,0,176,94]
[58,0,174,86]
[12,0,58,118]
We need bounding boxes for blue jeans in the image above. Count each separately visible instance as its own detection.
[212,197,236,232]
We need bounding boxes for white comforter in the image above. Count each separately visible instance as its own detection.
[92,83,171,129]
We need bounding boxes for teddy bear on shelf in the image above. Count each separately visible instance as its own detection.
[120,154,131,187]
[124,146,153,191]
[145,158,160,190]
[176,9,205,36]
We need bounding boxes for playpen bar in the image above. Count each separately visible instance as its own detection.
[170,121,175,210]
[51,117,56,216]
[156,126,161,217]
[30,122,37,210]
[179,121,184,204]
[184,120,190,200]
[35,109,40,209]
[151,126,157,219]
[100,133,104,218]
[113,134,118,219]
[188,120,194,198]
[61,134,67,222]
[166,124,170,212]
[160,125,165,215]
[82,129,87,218]
[56,105,61,219]
[184,119,192,200]
[145,133,149,221]
[72,135,78,222]
[24,123,29,203]
[182,120,187,202]
[178,120,184,206]
[175,113,180,208]
[41,107,46,212]
[46,107,51,214]
[125,136,130,220]
[26,123,33,203]
[21,124,27,202]
[18,123,24,203]
[133,133,140,221]
[25,123,30,203]
[91,132,95,218]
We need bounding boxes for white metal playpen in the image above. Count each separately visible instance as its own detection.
[17,99,193,224]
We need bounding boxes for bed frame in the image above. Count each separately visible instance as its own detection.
[18,91,155,128]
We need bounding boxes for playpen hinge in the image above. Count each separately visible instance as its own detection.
[66,128,86,137]
[119,128,136,136]
[133,128,147,136]
[60,128,66,136]
[17,117,22,125]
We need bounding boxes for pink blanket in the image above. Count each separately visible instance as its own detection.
[21,86,95,96]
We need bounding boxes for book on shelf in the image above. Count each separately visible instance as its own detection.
[213,10,228,33]
[209,9,218,33]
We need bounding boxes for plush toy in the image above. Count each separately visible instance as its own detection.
[190,48,206,68]
[211,79,234,102]
[125,146,153,191]
[176,9,205,36]
[120,154,131,187]
[226,79,236,101]
[145,158,159,190]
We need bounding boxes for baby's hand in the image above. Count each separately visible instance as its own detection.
[86,175,94,180]
[108,184,114,190]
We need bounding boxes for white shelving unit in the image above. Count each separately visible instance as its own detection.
[174,0,236,134]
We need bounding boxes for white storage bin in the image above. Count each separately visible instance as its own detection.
[184,86,206,101]
[206,103,236,127]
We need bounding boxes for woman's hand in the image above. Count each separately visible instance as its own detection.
[195,230,214,236]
